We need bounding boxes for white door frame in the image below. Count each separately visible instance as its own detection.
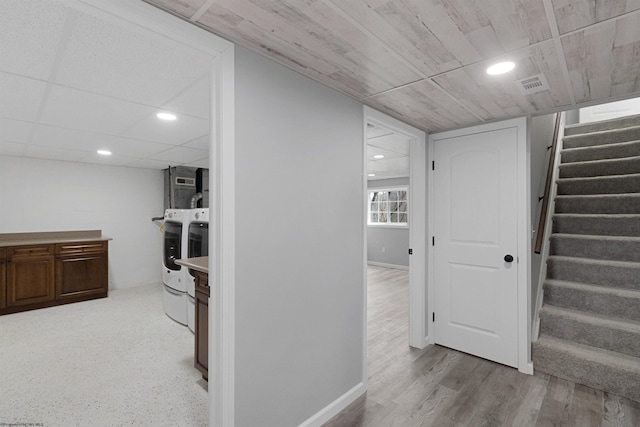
[363,106,428,349]
[427,118,533,374]
[71,1,237,424]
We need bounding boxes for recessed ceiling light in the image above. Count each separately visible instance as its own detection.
[486,61,515,75]
[156,112,177,121]
[368,173,375,177]
[373,154,385,159]
[97,150,112,156]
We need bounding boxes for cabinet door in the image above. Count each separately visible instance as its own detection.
[7,247,55,307]
[55,241,108,299]
[195,271,209,379]
[55,254,108,299]
[0,258,6,310]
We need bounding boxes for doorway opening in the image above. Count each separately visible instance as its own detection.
[362,106,427,388]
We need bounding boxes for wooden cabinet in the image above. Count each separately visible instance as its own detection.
[6,245,55,308]
[55,241,108,300]
[194,270,209,380]
[0,248,6,310]
[0,237,109,315]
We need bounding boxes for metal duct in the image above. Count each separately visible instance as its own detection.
[190,192,203,209]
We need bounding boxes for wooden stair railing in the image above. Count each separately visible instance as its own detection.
[535,113,562,254]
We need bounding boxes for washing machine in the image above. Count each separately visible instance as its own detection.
[162,208,190,325]
[186,208,209,332]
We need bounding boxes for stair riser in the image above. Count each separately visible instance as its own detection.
[547,259,640,290]
[561,141,640,163]
[554,196,640,214]
[557,175,640,195]
[559,157,640,178]
[563,127,640,149]
[539,311,640,358]
[553,216,640,237]
[543,284,640,321]
[550,237,640,262]
[564,116,640,136]
[532,341,640,402]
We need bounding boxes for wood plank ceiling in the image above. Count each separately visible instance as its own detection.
[144,0,640,133]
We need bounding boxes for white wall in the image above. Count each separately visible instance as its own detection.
[367,177,410,268]
[234,46,364,427]
[579,97,640,123]
[0,156,164,289]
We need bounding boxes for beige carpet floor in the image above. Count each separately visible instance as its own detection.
[0,283,208,426]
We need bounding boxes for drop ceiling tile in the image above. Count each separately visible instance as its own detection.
[432,41,573,121]
[163,75,210,119]
[145,0,208,19]
[54,11,212,106]
[329,0,551,75]
[0,118,34,144]
[0,73,48,122]
[126,158,175,170]
[368,156,410,173]
[367,146,405,160]
[184,158,210,168]
[368,133,410,156]
[31,124,174,158]
[551,0,640,34]
[0,142,26,157]
[366,79,482,133]
[151,146,208,163]
[0,0,67,80]
[39,85,154,135]
[123,113,209,145]
[183,134,211,150]
[79,151,141,168]
[23,144,88,163]
[562,14,640,103]
[367,125,393,139]
[198,0,421,97]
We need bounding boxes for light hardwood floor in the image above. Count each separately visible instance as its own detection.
[323,265,640,427]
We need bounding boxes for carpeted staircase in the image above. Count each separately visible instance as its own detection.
[532,114,640,402]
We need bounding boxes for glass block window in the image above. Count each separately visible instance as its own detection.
[368,188,408,225]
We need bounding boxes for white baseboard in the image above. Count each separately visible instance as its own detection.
[367,261,409,271]
[520,362,534,375]
[298,382,366,427]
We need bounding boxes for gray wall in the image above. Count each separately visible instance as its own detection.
[234,46,364,427]
[530,114,557,316]
[367,177,410,268]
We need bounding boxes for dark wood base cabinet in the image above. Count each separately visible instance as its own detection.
[194,270,209,380]
[0,248,6,310]
[0,239,108,315]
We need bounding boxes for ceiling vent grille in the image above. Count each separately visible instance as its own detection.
[515,73,550,95]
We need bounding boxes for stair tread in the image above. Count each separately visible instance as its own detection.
[556,193,640,199]
[559,155,640,166]
[557,172,640,182]
[562,139,640,153]
[534,335,640,371]
[540,304,640,331]
[564,115,640,135]
[550,233,640,243]
[548,255,640,268]
[545,279,640,297]
[554,213,640,218]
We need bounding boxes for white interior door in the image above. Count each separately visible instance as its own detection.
[433,127,519,367]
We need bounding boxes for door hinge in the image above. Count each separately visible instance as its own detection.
[432,161,435,171]
[432,312,435,322]
[408,248,413,255]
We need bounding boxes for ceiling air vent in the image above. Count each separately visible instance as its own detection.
[514,73,550,95]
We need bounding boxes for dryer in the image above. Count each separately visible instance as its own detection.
[186,208,209,332]
[162,208,190,325]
